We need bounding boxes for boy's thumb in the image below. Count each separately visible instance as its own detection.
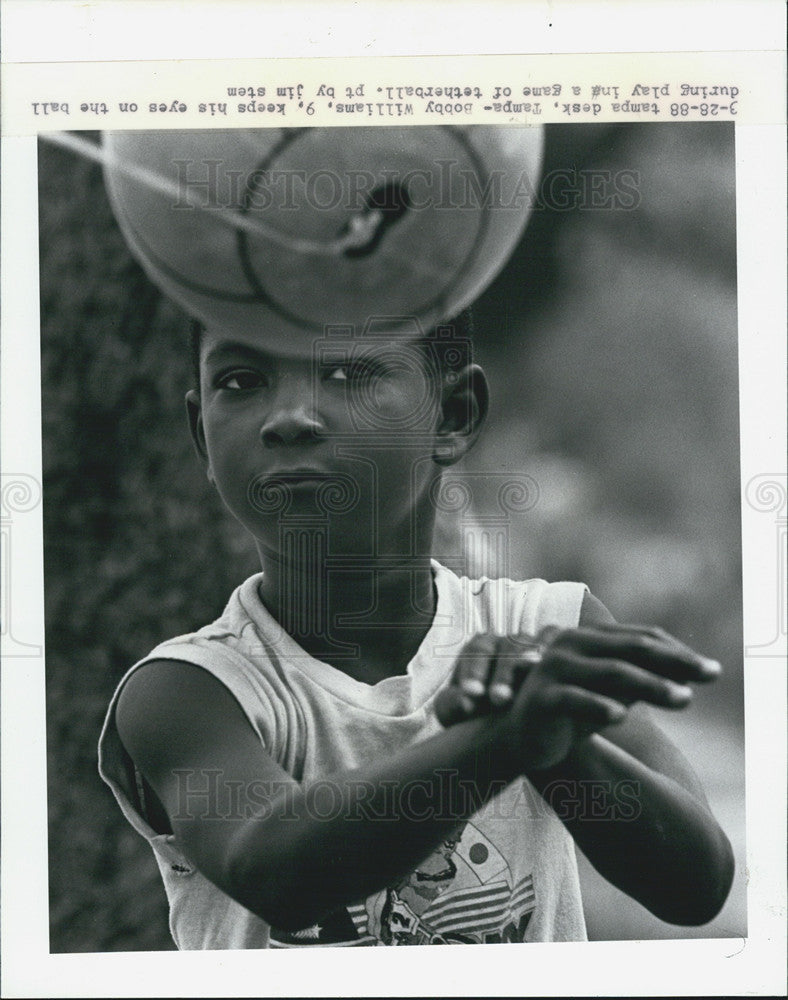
[434,686,474,728]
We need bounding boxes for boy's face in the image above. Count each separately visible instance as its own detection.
[186,324,487,561]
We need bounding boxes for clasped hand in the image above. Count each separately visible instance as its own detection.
[434,624,721,772]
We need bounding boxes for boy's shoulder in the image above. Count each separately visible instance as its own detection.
[142,570,272,664]
[442,563,589,637]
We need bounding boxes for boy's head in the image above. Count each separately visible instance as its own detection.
[184,310,489,561]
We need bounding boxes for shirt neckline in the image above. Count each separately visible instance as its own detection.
[236,560,465,716]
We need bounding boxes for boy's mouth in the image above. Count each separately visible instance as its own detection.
[248,470,361,515]
[266,469,334,485]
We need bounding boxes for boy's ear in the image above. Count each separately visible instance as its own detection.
[433,364,489,467]
[185,389,214,484]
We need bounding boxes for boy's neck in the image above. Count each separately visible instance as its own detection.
[256,554,438,684]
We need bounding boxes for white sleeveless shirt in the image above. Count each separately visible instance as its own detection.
[98,561,588,949]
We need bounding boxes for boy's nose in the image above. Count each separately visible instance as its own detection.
[259,403,324,448]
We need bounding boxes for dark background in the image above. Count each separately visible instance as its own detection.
[39,122,745,951]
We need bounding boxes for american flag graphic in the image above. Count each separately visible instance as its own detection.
[270,874,536,947]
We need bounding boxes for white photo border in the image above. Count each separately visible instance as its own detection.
[1,3,785,996]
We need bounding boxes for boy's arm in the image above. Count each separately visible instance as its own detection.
[528,729,733,926]
[437,591,735,926]
[571,592,710,801]
[115,660,522,932]
[546,592,734,924]
[118,592,734,931]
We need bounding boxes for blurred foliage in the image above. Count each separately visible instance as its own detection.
[473,124,741,721]
[39,123,744,952]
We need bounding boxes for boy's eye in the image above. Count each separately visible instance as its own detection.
[323,359,384,384]
[216,369,267,391]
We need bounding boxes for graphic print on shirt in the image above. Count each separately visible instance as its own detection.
[269,819,536,947]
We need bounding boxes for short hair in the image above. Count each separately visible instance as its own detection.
[188,307,475,390]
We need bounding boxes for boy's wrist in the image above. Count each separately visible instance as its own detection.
[500,715,602,781]
[452,711,526,787]
[521,733,598,784]
[480,710,545,782]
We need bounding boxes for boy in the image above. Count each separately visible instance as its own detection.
[98,312,734,949]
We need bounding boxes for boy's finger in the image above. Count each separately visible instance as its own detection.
[434,686,479,727]
[489,636,542,706]
[489,654,518,707]
[548,627,721,683]
[590,623,667,640]
[590,622,718,664]
[541,685,628,727]
[453,634,498,698]
[544,651,695,709]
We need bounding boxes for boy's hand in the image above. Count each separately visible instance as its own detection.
[434,625,721,772]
